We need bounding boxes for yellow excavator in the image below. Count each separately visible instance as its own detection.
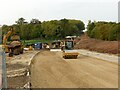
[2,28,13,53]
[2,27,23,57]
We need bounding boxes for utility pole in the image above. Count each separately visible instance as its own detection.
[0,27,7,89]
[2,50,7,89]
[0,54,1,90]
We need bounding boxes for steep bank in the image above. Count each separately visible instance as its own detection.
[74,34,118,54]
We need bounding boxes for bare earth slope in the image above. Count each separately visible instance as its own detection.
[74,34,118,54]
[30,51,118,88]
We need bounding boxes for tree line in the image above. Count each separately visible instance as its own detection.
[87,21,120,41]
[2,18,85,40]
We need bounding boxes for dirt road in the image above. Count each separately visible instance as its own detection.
[30,50,118,88]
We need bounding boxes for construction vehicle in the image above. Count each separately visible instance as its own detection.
[62,36,79,59]
[50,40,62,51]
[2,27,23,57]
[50,40,61,49]
[34,42,42,50]
[42,43,49,49]
[25,43,34,51]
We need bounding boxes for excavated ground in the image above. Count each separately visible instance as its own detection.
[6,50,39,89]
[5,49,118,89]
[30,50,118,88]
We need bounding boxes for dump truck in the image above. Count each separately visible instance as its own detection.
[2,27,23,57]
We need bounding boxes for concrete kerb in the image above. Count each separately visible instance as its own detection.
[77,49,118,64]
[25,51,40,88]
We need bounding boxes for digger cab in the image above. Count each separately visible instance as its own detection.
[65,40,74,50]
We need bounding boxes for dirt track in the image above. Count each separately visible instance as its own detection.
[30,50,118,88]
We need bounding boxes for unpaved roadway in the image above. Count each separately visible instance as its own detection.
[30,50,118,88]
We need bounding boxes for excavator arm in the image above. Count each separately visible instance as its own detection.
[2,28,13,52]
[2,27,23,56]
[3,28,13,45]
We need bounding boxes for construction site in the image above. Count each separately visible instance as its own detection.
[0,0,119,89]
[2,27,118,89]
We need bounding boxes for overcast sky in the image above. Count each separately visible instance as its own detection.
[0,0,119,26]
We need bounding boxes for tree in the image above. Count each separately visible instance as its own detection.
[108,24,119,41]
[2,18,85,40]
[2,25,9,35]
[87,21,118,41]
[15,17,26,25]
[60,18,69,36]
[30,19,41,24]
[87,20,95,37]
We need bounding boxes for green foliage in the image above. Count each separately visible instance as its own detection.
[87,20,95,37]
[2,18,85,40]
[118,23,120,40]
[87,21,118,41]
[15,17,26,25]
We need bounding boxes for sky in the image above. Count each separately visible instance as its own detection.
[0,0,119,26]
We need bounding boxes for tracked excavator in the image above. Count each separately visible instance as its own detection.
[2,27,23,57]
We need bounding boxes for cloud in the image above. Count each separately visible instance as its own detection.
[0,0,118,25]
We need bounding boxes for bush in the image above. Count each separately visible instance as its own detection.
[87,21,119,41]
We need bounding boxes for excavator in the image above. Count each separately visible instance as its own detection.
[2,27,23,57]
